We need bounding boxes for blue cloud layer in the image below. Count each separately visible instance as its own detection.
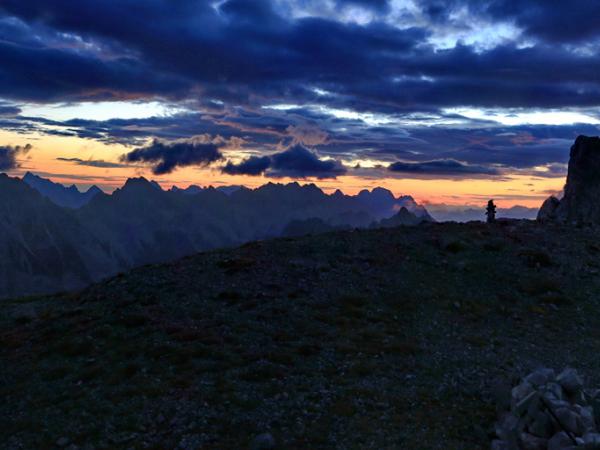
[1,0,600,179]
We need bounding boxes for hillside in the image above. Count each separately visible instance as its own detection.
[0,174,119,298]
[2,220,600,449]
[0,174,432,298]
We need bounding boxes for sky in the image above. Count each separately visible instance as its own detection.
[1,0,599,207]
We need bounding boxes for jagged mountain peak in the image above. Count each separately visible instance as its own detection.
[120,177,163,193]
[22,172,101,208]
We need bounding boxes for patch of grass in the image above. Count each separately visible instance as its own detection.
[519,276,562,296]
[384,341,421,355]
[445,240,467,253]
[296,343,321,357]
[463,335,487,347]
[217,257,255,274]
[238,363,286,382]
[519,249,553,268]
[166,348,193,368]
[538,292,572,306]
[483,240,504,252]
[42,365,70,381]
[267,351,295,366]
[330,398,356,417]
[218,291,242,304]
[118,313,148,328]
[80,364,104,382]
[56,338,94,357]
[338,295,367,308]
[120,362,140,378]
[348,361,377,377]
[13,316,33,325]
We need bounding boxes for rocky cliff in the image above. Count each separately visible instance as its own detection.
[538,135,600,224]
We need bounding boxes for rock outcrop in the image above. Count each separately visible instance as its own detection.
[538,136,600,224]
[538,196,561,223]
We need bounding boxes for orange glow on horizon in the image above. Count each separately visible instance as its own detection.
[2,130,564,208]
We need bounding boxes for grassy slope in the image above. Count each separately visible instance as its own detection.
[2,221,600,449]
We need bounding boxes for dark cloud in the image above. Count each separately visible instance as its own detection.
[222,145,346,179]
[10,105,592,179]
[0,143,31,171]
[1,0,600,111]
[0,0,599,183]
[222,156,272,176]
[56,157,128,169]
[269,144,347,179]
[121,139,224,175]
[341,0,390,11]
[388,159,500,176]
[0,103,20,116]
[468,0,600,43]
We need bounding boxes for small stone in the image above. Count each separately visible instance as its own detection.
[520,432,547,450]
[557,368,584,395]
[584,432,600,444]
[250,433,276,450]
[577,405,596,433]
[542,383,565,401]
[491,439,509,450]
[516,391,540,417]
[495,412,522,442]
[512,382,535,409]
[526,368,556,388]
[554,407,582,435]
[528,410,553,438]
[56,437,70,447]
[548,432,574,450]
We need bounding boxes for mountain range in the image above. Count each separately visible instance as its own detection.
[23,172,103,208]
[0,173,433,298]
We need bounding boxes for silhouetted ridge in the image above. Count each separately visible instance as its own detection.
[23,171,102,208]
[0,175,434,297]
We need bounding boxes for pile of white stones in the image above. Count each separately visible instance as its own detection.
[493,368,600,450]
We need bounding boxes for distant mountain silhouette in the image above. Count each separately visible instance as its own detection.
[427,204,538,222]
[1,174,433,298]
[23,172,102,208]
[0,174,118,298]
[377,207,428,227]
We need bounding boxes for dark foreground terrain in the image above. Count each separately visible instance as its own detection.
[2,221,600,449]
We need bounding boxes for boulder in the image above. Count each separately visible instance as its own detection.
[526,368,556,388]
[537,196,560,222]
[557,368,584,395]
[554,407,582,435]
[520,432,547,450]
[547,431,574,450]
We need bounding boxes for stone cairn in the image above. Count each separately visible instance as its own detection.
[487,200,497,224]
[492,368,600,450]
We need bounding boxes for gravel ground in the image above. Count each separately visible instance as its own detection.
[1,220,600,449]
